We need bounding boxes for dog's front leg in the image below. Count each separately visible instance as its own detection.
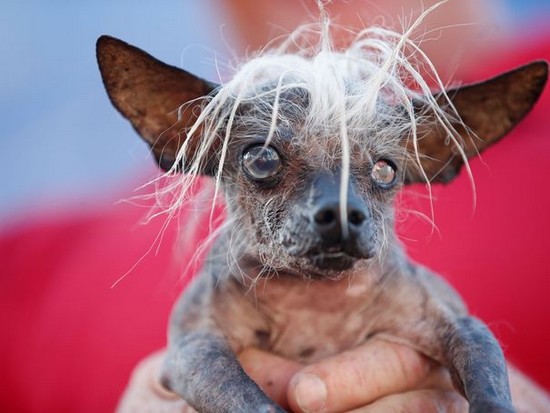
[161,330,284,413]
[442,316,515,413]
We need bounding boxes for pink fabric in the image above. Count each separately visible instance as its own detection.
[1,36,549,412]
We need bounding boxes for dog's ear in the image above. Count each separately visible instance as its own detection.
[96,35,219,172]
[403,61,548,184]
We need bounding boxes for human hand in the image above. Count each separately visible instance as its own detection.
[115,348,301,413]
[116,341,550,413]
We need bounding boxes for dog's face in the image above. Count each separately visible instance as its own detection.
[97,36,547,279]
[219,87,405,278]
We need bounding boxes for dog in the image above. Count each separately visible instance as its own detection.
[97,14,547,413]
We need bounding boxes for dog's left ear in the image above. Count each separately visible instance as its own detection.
[404,61,548,184]
[96,35,219,172]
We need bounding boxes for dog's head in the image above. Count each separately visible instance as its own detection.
[97,34,547,280]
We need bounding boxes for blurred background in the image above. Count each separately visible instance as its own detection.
[1,1,227,228]
[1,0,549,227]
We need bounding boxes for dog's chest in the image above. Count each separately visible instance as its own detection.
[250,276,382,363]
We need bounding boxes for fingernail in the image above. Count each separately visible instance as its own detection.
[293,373,327,412]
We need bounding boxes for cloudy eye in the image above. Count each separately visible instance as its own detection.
[242,145,282,180]
[371,159,396,187]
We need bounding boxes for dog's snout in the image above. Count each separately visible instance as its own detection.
[313,207,337,226]
[348,209,366,226]
[313,201,367,242]
[313,204,340,241]
[307,171,370,246]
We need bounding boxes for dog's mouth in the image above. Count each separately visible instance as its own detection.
[305,244,366,272]
[309,251,356,271]
[282,236,372,276]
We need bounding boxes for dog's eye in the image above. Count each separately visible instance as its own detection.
[371,160,396,187]
[242,145,282,180]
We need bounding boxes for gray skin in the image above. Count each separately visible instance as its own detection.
[96,36,548,413]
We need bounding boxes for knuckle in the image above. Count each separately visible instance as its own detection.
[348,357,374,390]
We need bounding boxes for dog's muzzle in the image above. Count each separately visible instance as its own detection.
[306,197,371,269]
[293,171,374,271]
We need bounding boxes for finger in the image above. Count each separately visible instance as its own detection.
[288,339,436,413]
[346,389,468,413]
[116,351,195,413]
[239,347,303,409]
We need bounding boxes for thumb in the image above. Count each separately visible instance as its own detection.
[288,339,434,413]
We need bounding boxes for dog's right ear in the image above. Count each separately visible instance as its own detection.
[96,35,219,172]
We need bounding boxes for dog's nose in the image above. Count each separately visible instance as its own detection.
[313,201,366,242]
